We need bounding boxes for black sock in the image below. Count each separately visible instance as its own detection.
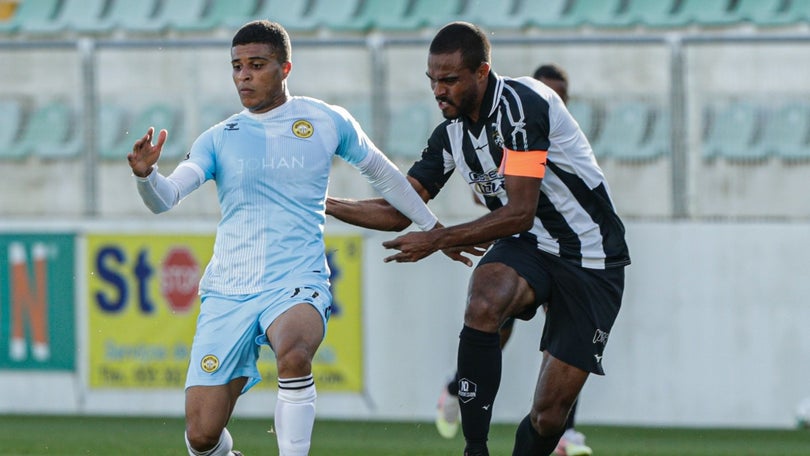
[512,414,564,456]
[457,325,501,452]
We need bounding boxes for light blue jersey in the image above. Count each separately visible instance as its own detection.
[185,96,371,295]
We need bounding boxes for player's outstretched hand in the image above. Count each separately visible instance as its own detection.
[440,242,491,267]
[382,231,439,263]
[128,127,167,178]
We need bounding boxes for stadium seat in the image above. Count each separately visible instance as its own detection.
[558,0,627,28]
[521,0,570,28]
[151,0,207,33]
[567,99,598,144]
[780,0,810,23]
[0,0,60,34]
[762,102,810,161]
[308,0,366,32]
[0,99,25,160]
[618,0,685,28]
[593,100,653,160]
[124,102,185,160]
[408,0,466,29]
[733,0,793,26]
[386,102,432,158]
[347,0,421,32]
[248,0,313,32]
[26,100,81,159]
[97,103,128,161]
[703,101,763,161]
[459,0,528,30]
[19,0,106,35]
[616,106,670,162]
[192,0,262,32]
[96,0,164,34]
[668,0,739,26]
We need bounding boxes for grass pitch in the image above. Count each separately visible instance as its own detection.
[1,415,808,455]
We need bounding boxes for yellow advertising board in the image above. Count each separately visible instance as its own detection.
[86,234,363,392]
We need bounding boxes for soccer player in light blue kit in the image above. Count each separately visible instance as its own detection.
[127,20,438,456]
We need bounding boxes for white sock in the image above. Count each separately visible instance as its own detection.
[275,375,317,456]
[185,427,234,456]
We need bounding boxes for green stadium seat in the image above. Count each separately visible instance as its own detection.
[459,0,528,29]
[92,0,162,34]
[669,0,739,26]
[616,106,670,162]
[408,0,466,29]
[386,102,432,158]
[0,0,60,34]
[97,103,128,161]
[593,100,653,160]
[763,102,810,161]
[304,0,364,32]
[780,0,810,23]
[343,0,414,32]
[0,99,25,160]
[703,101,763,161]
[522,0,570,28]
[618,0,685,28]
[567,99,598,143]
[190,0,262,32]
[153,0,207,33]
[27,100,81,159]
[124,103,185,160]
[19,0,106,35]
[733,0,793,25]
[250,0,314,32]
[558,0,626,28]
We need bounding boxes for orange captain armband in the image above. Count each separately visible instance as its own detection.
[500,149,548,179]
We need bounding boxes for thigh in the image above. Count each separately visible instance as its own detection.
[185,293,263,392]
[541,254,625,375]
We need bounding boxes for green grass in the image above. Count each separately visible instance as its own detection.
[0,415,808,455]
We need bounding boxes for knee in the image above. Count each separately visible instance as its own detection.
[529,404,569,436]
[464,295,504,330]
[276,345,313,377]
[185,427,221,452]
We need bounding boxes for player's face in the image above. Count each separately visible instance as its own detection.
[427,51,489,121]
[231,43,291,113]
[539,76,569,105]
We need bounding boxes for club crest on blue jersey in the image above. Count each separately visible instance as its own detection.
[201,354,220,373]
[292,120,314,138]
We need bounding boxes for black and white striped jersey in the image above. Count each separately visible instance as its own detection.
[408,71,630,270]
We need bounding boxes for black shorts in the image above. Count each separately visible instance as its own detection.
[477,236,625,375]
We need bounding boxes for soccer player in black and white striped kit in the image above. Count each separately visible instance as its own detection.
[327,22,629,456]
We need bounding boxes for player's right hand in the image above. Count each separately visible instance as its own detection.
[127,127,167,177]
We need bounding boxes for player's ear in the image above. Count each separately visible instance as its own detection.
[476,62,490,81]
[281,61,292,79]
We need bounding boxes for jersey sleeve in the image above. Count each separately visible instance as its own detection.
[183,126,218,181]
[329,105,374,165]
[407,122,455,199]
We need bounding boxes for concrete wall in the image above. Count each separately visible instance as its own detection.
[1,220,808,429]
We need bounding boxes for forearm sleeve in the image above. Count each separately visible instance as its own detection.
[134,163,205,214]
[356,150,438,231]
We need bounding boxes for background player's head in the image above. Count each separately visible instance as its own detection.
[231,20,292,113]
[427,22,491,121]
[533,63,569,105]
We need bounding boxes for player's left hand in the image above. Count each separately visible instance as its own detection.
[440,242,490,267]
[382,231,439,263]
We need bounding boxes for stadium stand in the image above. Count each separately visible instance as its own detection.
[615,0,682,27]
[668,0,740,27]
[18,0,107,35]
[83,0,161,34]
[248,0,313,32]
[344,0,416,32]
[181,0,261,32]
[765,101,810,161]
[298,0,363,32]
[734,0,794,25]
[567,99,599,145]
[0,98,25,160]
[0,0,59,34]
[386,101,432,158]
[615,107,670,162]
[407,0,466,29]
[24,100,81,159]
[119,102,185,160]
[521,0,570,28]
[702,100,763,162]
[457,0,527,30]
[592,100,653,160]
[97,102,128,161]
[555,0,625,28]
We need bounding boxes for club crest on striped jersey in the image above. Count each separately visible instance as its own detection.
[292,119,314,138]
[201,354,219,373]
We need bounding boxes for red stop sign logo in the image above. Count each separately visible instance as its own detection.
[161,248,200,313]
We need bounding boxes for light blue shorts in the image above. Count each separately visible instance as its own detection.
[184,283,332,393]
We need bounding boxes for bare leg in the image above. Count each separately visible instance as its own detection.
[185,377,247,452]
